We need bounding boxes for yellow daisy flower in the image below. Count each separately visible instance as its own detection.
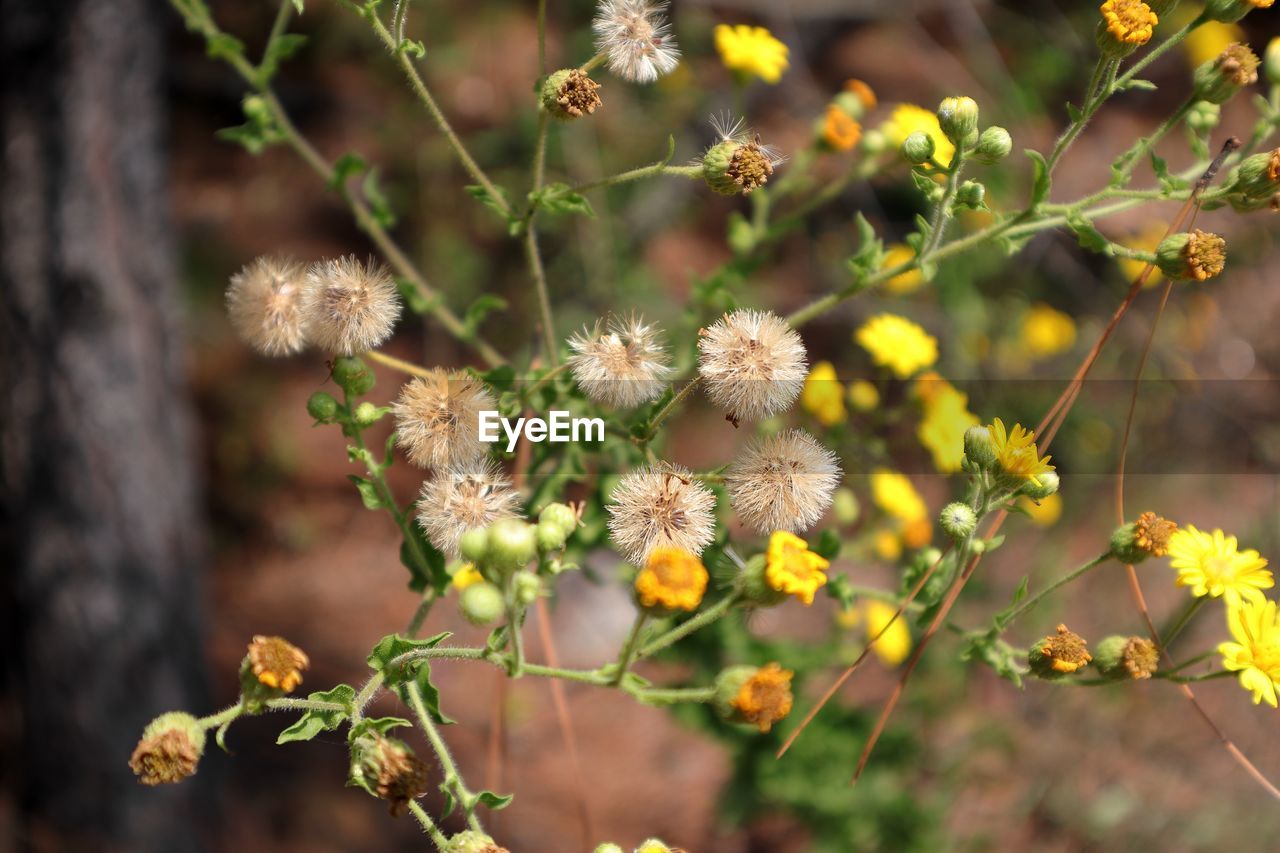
[1182,19,1244,68]
[987,417,1054,487]
[451,563,484,590]
[714,24,789,84]
[880,243,924,294]
[764,530,830,605]
[246,635,309,693]
[1100,0,1158,48]
[870,469,926,523]
[1018,492,1063,527]
[800,361,847,426]
[855,313,938,378]
[847,379,880,412]
[915,374,978,474]
[882,103,955,168]
[1219,598,1280,708]
[1167,525,1273,606]
[729,662,794,732]
[635,546,709,611]
[1020,303,1077,359]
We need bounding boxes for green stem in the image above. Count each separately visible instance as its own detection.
[351,672,385,725]
[571,163,701,195]
[919,152,967,261]
[609,612,649,685]
[265,697,349,713]
[1002,552,1112,629]
[1045,57,1115,175]
[521,361,571,402]
[1113,15,1205,91]
[261,0,293,66]
[644,378,700,440]
[638,593,739,659]
[1111,98,1194,187]
[196,704,244,730]
[631,685,717,704]
[405,588,438,637]
[364,349,435,379]
[406,680,484,832]
[1160,648,1217,676]
[579,52,606,73]
[408,801,450,849]
[1161,596,1207,649]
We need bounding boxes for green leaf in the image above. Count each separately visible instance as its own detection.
[367,631,453,680]
[726,212,757,255]
[347,475,386,510]
[1025,149,1051,208]
[395,278,436,315]
[1065,102,1082,124]
[993,576,1031,629]
[205,32,245,61]
[399,523,447,593]
[328,152,369,192]
[1065,213,1113,256]
[215,123,272,155]
[465,184,513,221]
[476,790,514,811]
[814,528,842,560]
[397,38,426,58]
[847,212,885,281]
[463,294,508,338]
[1119,78,1157,92]
[394,662,455,725]
[362,167,397,227]
[277,684,356,744]
[529,182,595,218]
[348,716,412,742]
[260,33,308,82]
[909,169,938,197]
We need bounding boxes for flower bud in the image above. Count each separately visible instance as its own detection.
[1155,230,1226,281]
[353,401,382,427]
[1187,100,1221,135]
[307,391,340,423]
[939,502,977,541]
[833,487,860,525]
[936,96,979,146]
[973,126,1012,164]
[1021,469,1059,501]
[701,138,778,196]
[1205,0,1271,24]
[535,520,567,554]
[963,425,996,469]
[538,502,578,537]
[861,128,888,156]
[486,519,537,570]
[901,130,936,165]
[955,180,986,209]
[740,553,788,608]
[713,662,794,732]
[1266,37,1280,87]
[1193,43,1260,105]
[331,355,375,396]
[444,831,510,853]
[130,712,206,785]
[352,733,430,816]
[458,526,490,564]
[1027,623,1092,679]
[539,68,602,121]
[1093,634,1159,680]
[1224,148,1280,211]
[513,570,542,606]
[1095,0,1158,58]
[460,581,505,625]
[1109,511,1177,563]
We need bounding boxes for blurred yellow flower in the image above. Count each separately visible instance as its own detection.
[881,243,925,294]
[714,24,790,84]
[1118,222,1166,287]
[902,516,933,550]
[801,361,847,426]
[1018,493,1063,526]
[1167,525,1273,607]
[882,103,955,167]
[1020,303,1077,359]
[451,563,484,590]
[821,105,862,152]
[915,374,979,474]
[840,600,913,666]
[1182,19,1244,68]
[848,379,880,412]
[1219,598,1280,707]
[873,528,903,561]
[856,313,938,378]
[871,469,927,523]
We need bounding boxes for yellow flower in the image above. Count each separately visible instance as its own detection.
[714,24,789,84]
[1100,0,1158,47]
[1020,303,1077,359]
[1018,492,1063,526]
[987,417,1054,487]
[821,105,862,152]
[844,78,878,111]
[873,528,903,561]
[915,374,978,474]
[730,662,794,732]
[848,379,880,412]
[855,313,938,378]
[764,531,830,605]
[1118,222,1167,287]
[800,361,847,426]
[901,516,933,550]
[870,469,926,523]
[880,243,924,294]
[864,600,912,666]
[1182,19,1244,68]
[882,103,955,168]
[247,635,309,693]
[1219,598,1280,707]
[451,563,484,590]
[1167,525,1274,607]
[635,546,709,611]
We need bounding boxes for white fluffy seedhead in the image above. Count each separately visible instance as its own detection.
[726,429,841,534]
[226,256,309,356]
[416,460,520,558]
[567,315,673,408]
[302,255,401,355]
[393,370,496,470]
[697,309,808,423]
[606,462,717,564]
[592,0,680,84]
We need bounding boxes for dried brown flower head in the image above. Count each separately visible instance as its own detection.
[247,635,310,693]
[416,460,520,557]
[697,309,807,424]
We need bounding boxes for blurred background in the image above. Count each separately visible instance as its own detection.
[3,0,1280,850]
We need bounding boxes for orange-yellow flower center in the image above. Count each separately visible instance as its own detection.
[764,531,830,605]
[730,662,794,732]
[248,635,309,693]
[1100,0,1157,46]
[634,546,709,611]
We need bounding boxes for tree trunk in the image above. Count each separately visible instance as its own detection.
[1,0,210,849]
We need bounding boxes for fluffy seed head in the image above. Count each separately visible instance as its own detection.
[302,255,401,355]
[592,0,680,84]
[607,462,717,564]
[567,315,672,408]
[393,370,496,469]
[697,309,808,423]
[226,256,309,355]
[417,460,520,558]
[726,430,841,534]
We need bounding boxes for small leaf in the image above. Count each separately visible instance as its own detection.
[1065,102,1082,124]
[347,475,386,510]
[260,33,308,82]
[397,38,426,58]
[463,294,508,338]
[329,152,369,192]
[1120,78,1157,92]
[465,184,513,221]
[206,32,246,61]
[362,167,396,227]
[396,278,436,315]
[1065,213,1113,256]
[1025,149,1051,208]
[348,716,412,742]
[476,790,514,811]
[367,631,453,681]
[529,182,595,218]
[814,528,842,560]
[277,684,356,744]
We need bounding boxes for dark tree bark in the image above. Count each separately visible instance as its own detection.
[1,0,210,849]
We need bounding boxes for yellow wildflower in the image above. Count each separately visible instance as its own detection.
[864,600,912,666]
[1118,222,1166,287]
[714,24,789,84]
[855,313,938,378]
[451,563,484,590]
[987,418,1054,487]
[1020,303,1077,359]
[873,528,903,561]
[871,469,926,523]
[915,374,978,474]
[844,78,877,111]
[902,516,933,550]
[800,361,847,426]
[1167,525,1273,606]
[1100,0,1158,47]
[730,662,794,732]
[1018,492,1062,527]
[880,243,925,294]
[882,103,955,168]
[1030,624,1092,675]
[764,531,830,605]
[247,635,309,693]
[1182,19,1244,68]
[848,379,880,412]
[821,105,862,152]
[1219,598,1280,707]
[635,546,709,611]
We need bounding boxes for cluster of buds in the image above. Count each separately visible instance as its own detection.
[901,97,1009,213]
[961,422,1059,501]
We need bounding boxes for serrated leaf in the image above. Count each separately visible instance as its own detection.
[348,716,412,742]
[277,684,356,744]
[367,631,453,681]
[347,475,385,510]
[1025,149,1051,208]
[476,790,514,810]
[530,182,595,217]
[1065,213,1113,256]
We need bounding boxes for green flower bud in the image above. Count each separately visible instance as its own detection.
[712,665,758,723]
[1224,148,1280,210]
[973,126,1012,164]
[955,180,986,209]
[1021,469,1059,501]
[458,527,490,564]
[901,130,935,165]
[594,845,626,853]
[833,487,860,526]
[130,711,206,785]
[539,68,602,121]
[701,136,777,196]
[964,425,996,469]
[939,502,977,541]
[535,520,567,554]
[331,355,375,396]
[486,518,537,570]
[740,553,787,608]
[513,570,542,606]
[307,391,340,423]
[444,829,508,853]
[1155,229,1226,281]
[1092,634,1159,680]
[636,841,675,853]
[1205,0,1268,24]
[353,401,381,427]
[1187,100,1221,135]
[936,96,979,146]
[537,502,578,537]
[1192,43,1260,105]
[1027,624,1092,679]
[460,581,505,625]
[1266,37,1280,87]
[860,128,888,155]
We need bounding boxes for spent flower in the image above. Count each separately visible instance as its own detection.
[607,462,717,564]
[567,315,672,408]
[302,256,401,355]
[592,0,680,84]
[226,256,309,356]
[393,370,496,469]
[698,308,807,423]
[416,460,521,558]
